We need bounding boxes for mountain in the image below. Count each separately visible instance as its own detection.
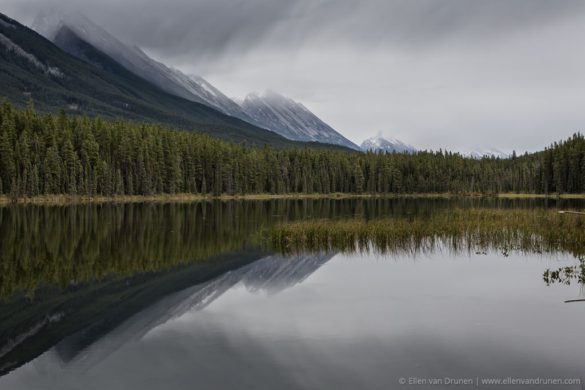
[32,10,251,122]
[360,135,416,154]
[240,91,360,150]
[31,12,358,151]
[463,148,510,159]
[0,12,308,147]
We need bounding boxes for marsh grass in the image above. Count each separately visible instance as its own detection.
[264,209,585,258]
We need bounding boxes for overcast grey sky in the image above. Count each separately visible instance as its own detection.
[3,0,585,152]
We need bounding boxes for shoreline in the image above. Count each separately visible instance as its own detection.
[0,192,584,206]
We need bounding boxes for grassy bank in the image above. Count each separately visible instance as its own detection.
[0,192,466,205]
[496,193,585,199]
[1,192,584,206]
[0,193,366,205]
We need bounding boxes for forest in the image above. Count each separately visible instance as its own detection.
[0,101,583,198]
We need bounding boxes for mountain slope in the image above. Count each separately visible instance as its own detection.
[33,10,251,122]
[33,12,359,151]
[360,135,416,153]
[0,13,307,147]
[240,91,360,150]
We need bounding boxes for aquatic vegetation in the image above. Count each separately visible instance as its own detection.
[543,257,585,286]
[264,208,585,258]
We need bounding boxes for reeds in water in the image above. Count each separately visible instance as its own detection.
[264,209,585,258]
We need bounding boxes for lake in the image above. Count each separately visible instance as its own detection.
[0,198,584,389]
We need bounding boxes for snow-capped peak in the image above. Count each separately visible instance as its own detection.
[462,148,510,159]
[361,135,416,154]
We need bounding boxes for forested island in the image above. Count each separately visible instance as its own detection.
[0,101,583,201]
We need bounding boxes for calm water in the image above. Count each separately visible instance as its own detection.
[1,198,585,389]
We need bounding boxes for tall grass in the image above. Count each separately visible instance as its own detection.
[264,209,585,258]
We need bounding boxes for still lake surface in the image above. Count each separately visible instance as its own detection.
[1,198,585,389]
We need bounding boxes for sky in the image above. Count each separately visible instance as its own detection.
[2,0,585,152]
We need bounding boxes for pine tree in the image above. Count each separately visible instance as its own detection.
[43,144,63,194]
[0,116,16,193]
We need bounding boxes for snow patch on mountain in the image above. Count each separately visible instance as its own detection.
[0,32,63,77]
[360,135,416,154]
[240,91,360,150]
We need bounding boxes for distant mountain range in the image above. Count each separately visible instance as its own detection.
[360,135,416,154]
[462,148,510,159]
[29,11,356,149]
[359,135,510,159]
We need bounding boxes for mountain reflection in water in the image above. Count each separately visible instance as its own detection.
[53,252,334,369]
[0,250,333,376]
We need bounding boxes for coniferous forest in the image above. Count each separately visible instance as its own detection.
[0,101,583,198]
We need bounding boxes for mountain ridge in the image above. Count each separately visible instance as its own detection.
[32,11,359,151]
[32,10,252,122]
[240,90,360,150]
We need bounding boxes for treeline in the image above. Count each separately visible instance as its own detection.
[0,101,583,197]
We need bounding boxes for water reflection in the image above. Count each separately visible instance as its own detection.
[0,249,333,376]
[3,250,585,390]
[2,197,579,299]
[53,252,334,371]
[1,198,585,388]
[0,250,262,375]
[544,258,585,286]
